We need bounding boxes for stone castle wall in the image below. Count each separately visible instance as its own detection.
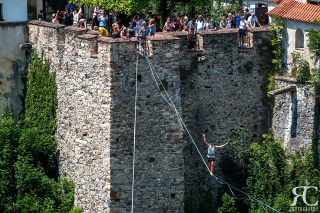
[270,77,319,153]
[28,21,280,212]
[0,22,29,120]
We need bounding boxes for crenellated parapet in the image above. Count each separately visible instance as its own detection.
[27,20,288,212]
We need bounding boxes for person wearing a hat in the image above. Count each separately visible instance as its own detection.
[128,22,135,38]
[203,133,228,176]
[208,18,217,31]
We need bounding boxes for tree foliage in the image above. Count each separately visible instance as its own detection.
[0,51,80,212]
[219,129,320,212]
[306,28,320,97]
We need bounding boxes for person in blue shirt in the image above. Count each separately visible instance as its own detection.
[203,133,228,176]
[65,1,74,12]
[236,11,242,28]
[98,10,108,29]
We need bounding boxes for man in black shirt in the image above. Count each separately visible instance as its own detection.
[245,8,251,20]
[38,9,45,21]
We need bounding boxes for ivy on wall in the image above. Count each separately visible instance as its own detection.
[0,50,81,212]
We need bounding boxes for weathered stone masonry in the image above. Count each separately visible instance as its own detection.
[28,21,313,212]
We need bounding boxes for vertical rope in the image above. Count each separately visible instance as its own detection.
[131,55,138,213]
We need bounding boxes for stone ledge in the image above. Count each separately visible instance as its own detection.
[247,27,274,32]
[65,26,88,32]
[197,29,238,35]
[0,21,28,26]
[274,76,312,84]
[269,85,296,96]
[77,34,98,40]
[28,20,65,29]
[146,35,180,41]
[98,36,137,43]
[87,30,100,35]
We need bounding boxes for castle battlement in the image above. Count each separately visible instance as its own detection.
[29,21,314,213]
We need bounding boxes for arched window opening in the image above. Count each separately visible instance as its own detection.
[295,28,304,49]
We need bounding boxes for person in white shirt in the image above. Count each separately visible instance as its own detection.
[239,16,249,46]
[196,15,205,31]
[247,13,262,28]
[73,9,80,27]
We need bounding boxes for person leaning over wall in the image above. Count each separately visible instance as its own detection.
[208,19,217,31]
[220,16,228,29]
[94,26,109,37]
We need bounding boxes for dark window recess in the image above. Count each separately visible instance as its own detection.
[291,92,297,138]
[0,4,3,21]
[83,133,88,136]
[171,194,175,198]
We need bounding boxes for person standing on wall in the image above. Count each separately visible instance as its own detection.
[203,133,228,176]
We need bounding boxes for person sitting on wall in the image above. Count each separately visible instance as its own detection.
[65,0,74,12]
[38,9,45,21]
[203,133,228,176]
[121,27,128,39]
[79,14,87,28]
[248,13,262,28]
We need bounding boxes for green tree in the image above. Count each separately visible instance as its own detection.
[306,28,320,97]
[217,193,238,213]
[0,51,81,212]
[220,129,320,212]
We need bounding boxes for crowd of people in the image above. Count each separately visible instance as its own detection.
[37,2,263,46]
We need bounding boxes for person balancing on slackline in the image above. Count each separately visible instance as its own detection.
[203,133,228,176]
